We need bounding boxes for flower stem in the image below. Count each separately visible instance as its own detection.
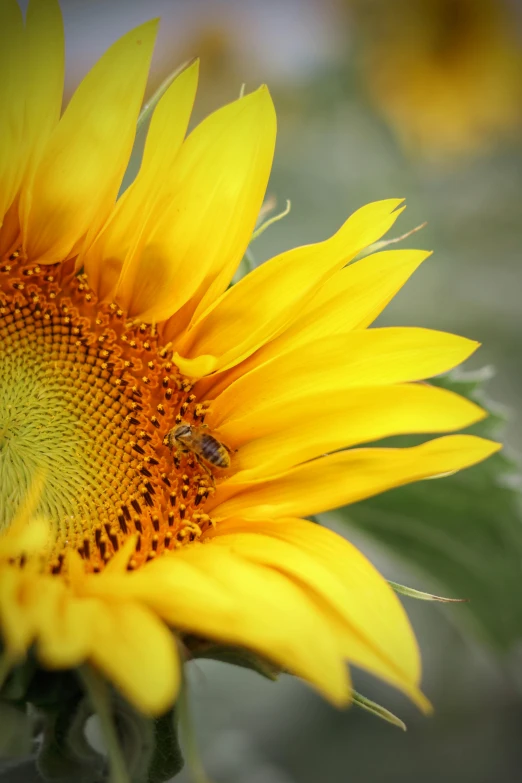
[178,679,213,783]
[79,666,130,783]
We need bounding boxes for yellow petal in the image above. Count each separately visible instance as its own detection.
[0,197,22,256]
[220,383,486,479]
[209,520,428,710]
[175,353,219,379]
[209,435,501,519]
[87,550,350,705]
[24,0,64,176]
[271,248,431,351]
[174,200,407,376]
[0,0,63,252]
[89,600,180,716]
[84,60,199,298]
[0,568,34,657]
[83,554,234,620]
[177,545,351,705]
[0,0,25,223]
[35,582,94,668]
[21,20,158,264]
[0,515,49,559]
[116,87,276,323]
[206,327,479,427]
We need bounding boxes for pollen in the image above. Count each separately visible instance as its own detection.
[0,255,219,573]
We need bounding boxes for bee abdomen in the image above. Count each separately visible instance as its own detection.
[200,433,230,468]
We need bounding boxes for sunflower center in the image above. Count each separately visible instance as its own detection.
[0,255,217,573]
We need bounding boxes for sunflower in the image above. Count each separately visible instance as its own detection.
[0,0,499,733]
[349,0,522,158]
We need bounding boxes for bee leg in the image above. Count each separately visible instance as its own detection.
[194,454,216,486]
[173,445,188,468]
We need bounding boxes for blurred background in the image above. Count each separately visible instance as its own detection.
[61,1,522,781]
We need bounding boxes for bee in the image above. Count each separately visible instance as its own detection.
[167,422,231,472]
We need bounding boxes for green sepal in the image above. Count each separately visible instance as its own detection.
[36,693,105,783]
[146,710,184,783]
[0,652,82,711]
[0,652,185,783]
[0,655,185,783]
[354,221,427,260]
[24,669,82,711]
[0,656,37,702]
[388,580,468,603]
[136,59,196,136]
[352,690,407,731]
[231,246,257,284]
[101,693,184,783]
[35,677,184,783]
[185,637,280,681]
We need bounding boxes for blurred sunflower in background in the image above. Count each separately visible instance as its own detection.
[0,0,500,779]
[349,0,522,159]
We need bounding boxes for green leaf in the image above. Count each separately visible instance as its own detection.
[352,691,407,731]
[337,367,522,649]
[185,636,280,681]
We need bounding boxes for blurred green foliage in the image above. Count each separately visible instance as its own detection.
[339,369,522,649]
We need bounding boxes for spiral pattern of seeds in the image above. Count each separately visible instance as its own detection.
[0,254,219,573]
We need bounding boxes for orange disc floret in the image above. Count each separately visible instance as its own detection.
[0,252,221,573]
